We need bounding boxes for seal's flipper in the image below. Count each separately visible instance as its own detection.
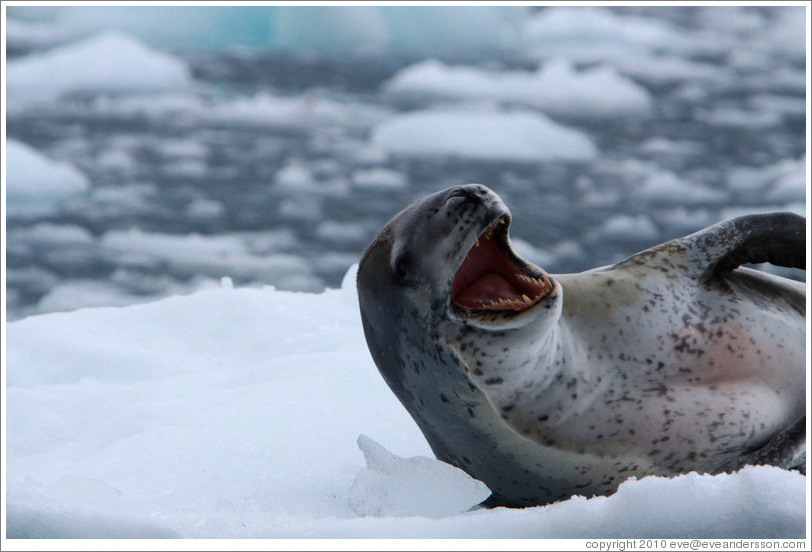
[720,415,807,473]
[681,212,806,283]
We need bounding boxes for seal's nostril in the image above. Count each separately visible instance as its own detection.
[444,188,470,204]
[444,185,485,205]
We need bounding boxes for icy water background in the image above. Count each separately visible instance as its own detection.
[5,6,807,321]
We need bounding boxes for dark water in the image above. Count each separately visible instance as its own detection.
[5,8,807,321]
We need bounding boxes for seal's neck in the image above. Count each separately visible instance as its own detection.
[443,318,567,395]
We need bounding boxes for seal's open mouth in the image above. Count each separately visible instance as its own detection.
[451,216,552,313]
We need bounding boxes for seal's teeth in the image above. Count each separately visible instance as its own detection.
[474,239,479,247]
[522,294,532,305]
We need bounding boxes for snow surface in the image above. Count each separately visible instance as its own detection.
[5,31,192,99]
[5,267,808,539]
[371,109,598,162]
[5,140,90,218]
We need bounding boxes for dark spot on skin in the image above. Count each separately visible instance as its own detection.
[440,394,449,403]
[485,377,503,385]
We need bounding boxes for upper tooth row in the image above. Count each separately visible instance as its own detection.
[516,272,549,289]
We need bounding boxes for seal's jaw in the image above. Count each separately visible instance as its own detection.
[450,214,554,327]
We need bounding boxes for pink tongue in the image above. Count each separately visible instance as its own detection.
[455,272,521,307]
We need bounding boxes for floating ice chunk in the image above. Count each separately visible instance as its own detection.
[726,158,805,194]
[13,6,524,55]
[523,7,687,62]
[6,31,192,99]
[162,158,208,179]
[274,161,314,189]
[611,54,721,86]
[510,238,555,269]
[638,137,704,157]
[100,228,315,284]
[316,220,375,244]
[36,279,158,314]
[348,435,491,518]
[701,107,783,129]
[760,7,806,61]
[90,92,206,122]
[5,16,75,51]
[95,148,138,178]
[718,205,792,220]
[274,6,521,57]
[157,139,210,160]
[206,92,387,131]
[656,207,717,235]
[184,198,225,220]
[766,169,806,203]
[9,223,94,247]
[51,6,277,50]
[6,140,90,218]
[590,214,659,242]
[695,6,767,35]
[384,59,651,119]
[352,168,408,190]
[638,171,727,206]
[278,197,324,222]
[372,109,598,163]
[749,94,807,118]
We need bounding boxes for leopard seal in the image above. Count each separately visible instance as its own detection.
[357,184,806,508]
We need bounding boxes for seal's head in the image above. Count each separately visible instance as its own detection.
[359,184,557,332]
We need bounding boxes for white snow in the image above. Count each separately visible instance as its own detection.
[6,31,192,99]
[372,109,598,163]
[383,59,652,119]
[6,140,90,218]
[5,267,807,539]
